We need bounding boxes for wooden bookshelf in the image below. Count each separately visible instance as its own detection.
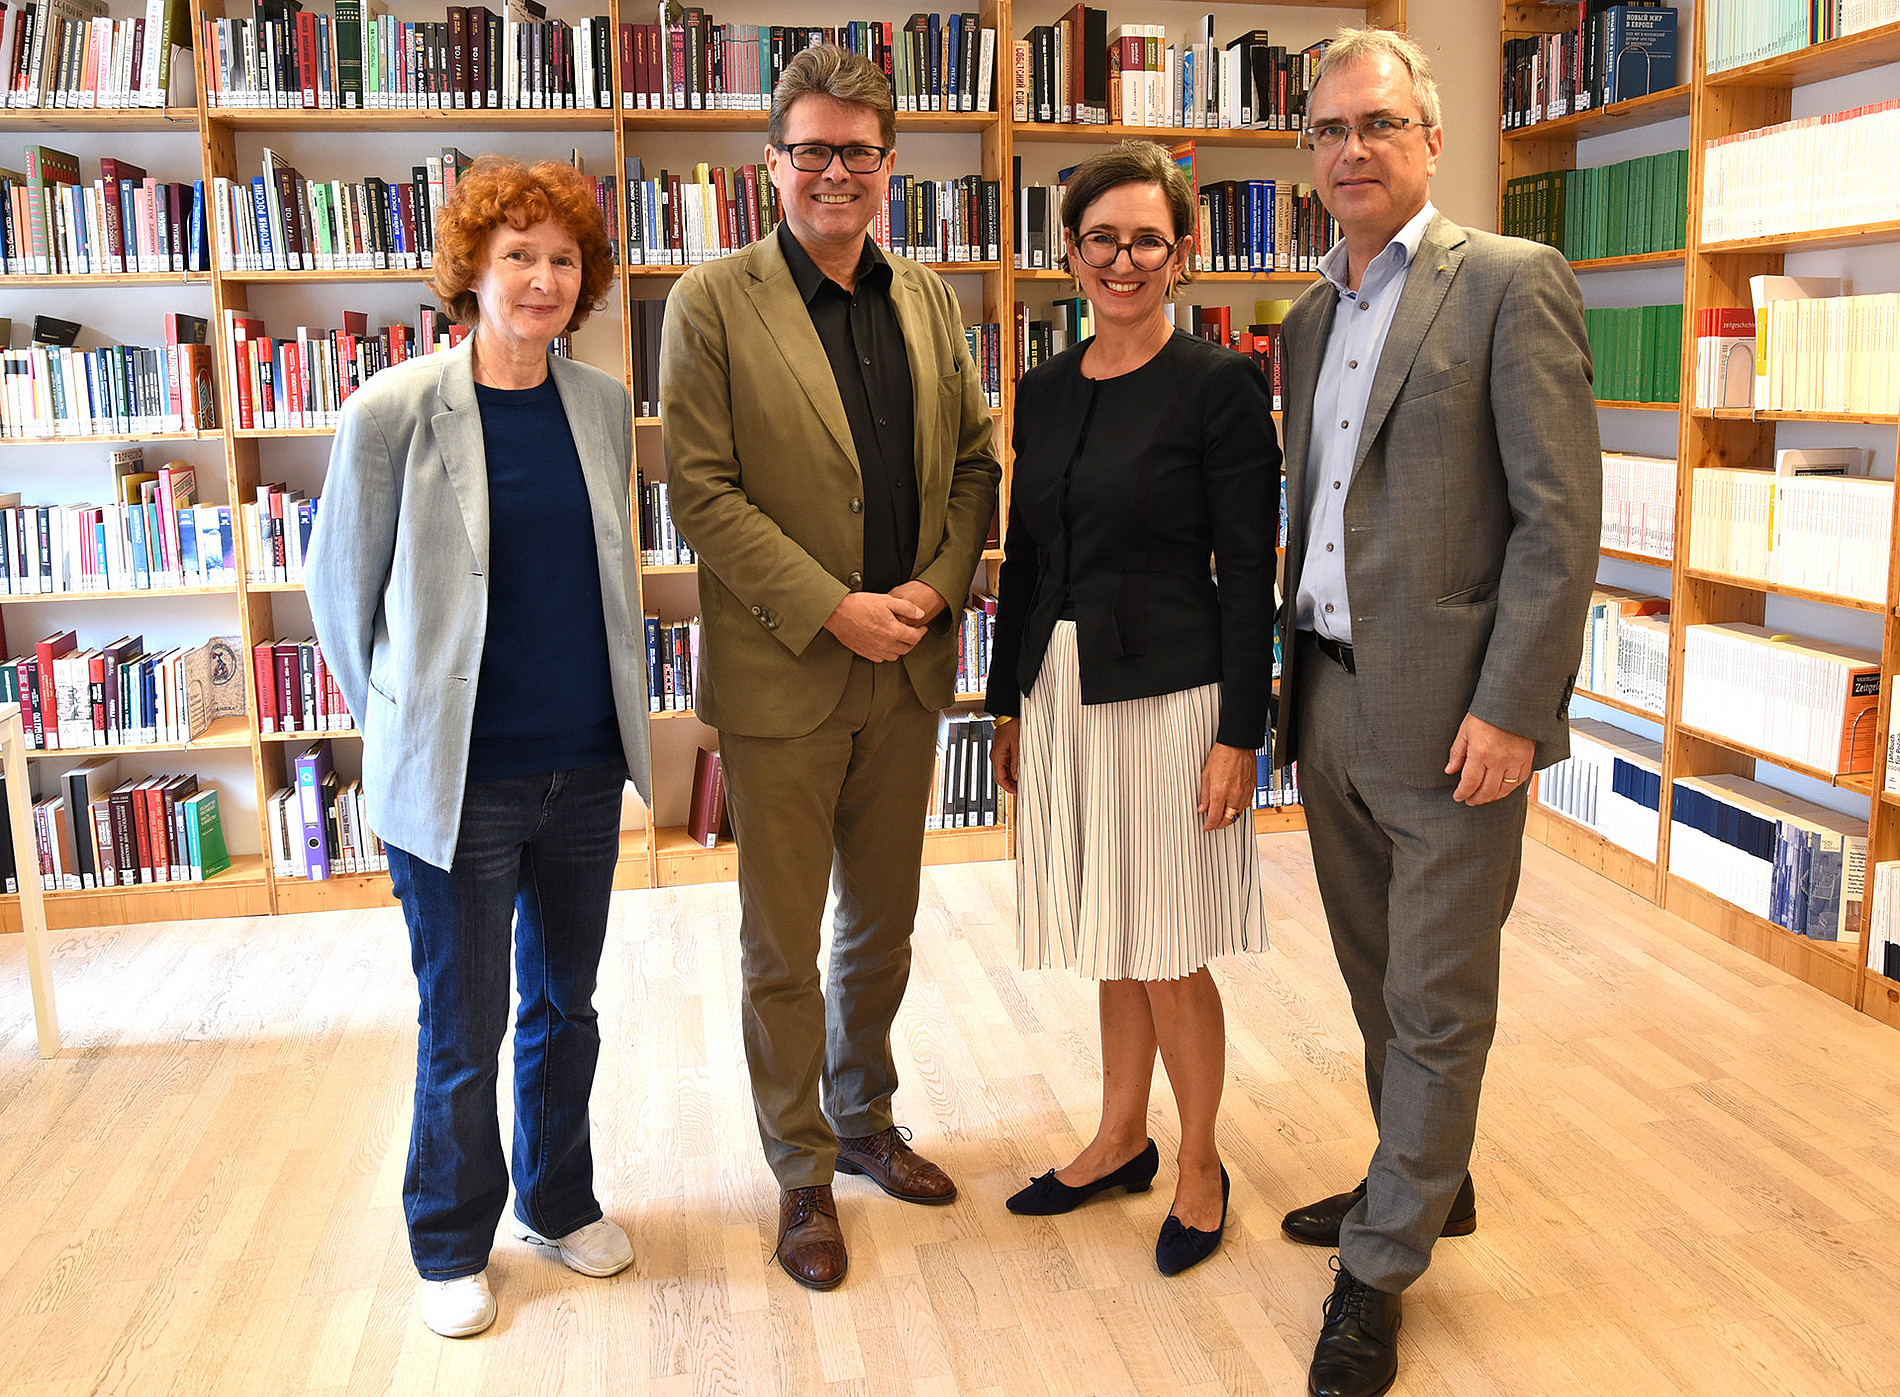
[1,0,1403,923]
[1499,4,1900,1027]
[1600,546,1671,567]
[1572,686,1661,723]
[1570,250,1684,272]
[1524,799,1657,900]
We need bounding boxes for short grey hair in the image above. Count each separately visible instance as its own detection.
[1314,27,1441,129]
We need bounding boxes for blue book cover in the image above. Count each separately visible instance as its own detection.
[1604,5,1676,106]
[645,614,662,711]
[295,740,335,879]
[177,508,199,582]
[251,177,273,269]
[128,503,151,590]
[189,181,206,271]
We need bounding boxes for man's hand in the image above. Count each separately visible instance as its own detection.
[1446,713,1535,806]
[824,591,929,662]
[889,579,949,626]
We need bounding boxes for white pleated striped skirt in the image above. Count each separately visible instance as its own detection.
[1015,621,1267,981]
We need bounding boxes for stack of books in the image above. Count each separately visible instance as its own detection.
[1,630,245,750]
[1579,587,1668,711]
[1679,622,1881,776]
[1535,719,1663,859]
[2,454,236,594]
[1502,149,1688,260]
[267,740,384,879]
[1583,303,1682,403]
[253,639,353,733]
[2,145,210,275]
[1704,0,1900,74]
[3,0,192,110]
[26,767,231,890]
[1671,773,1864,943]
[1702,99,1900,241]
[1599,450,1676,559]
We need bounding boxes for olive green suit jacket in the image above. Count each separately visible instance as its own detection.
[659,232,1002,737]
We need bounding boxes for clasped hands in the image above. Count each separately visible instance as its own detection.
[823,580,947,663]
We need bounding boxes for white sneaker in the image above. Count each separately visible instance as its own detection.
[419,1271,496,1338]
[509,1215,634,1278]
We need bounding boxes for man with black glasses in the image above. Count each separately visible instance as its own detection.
[660,44,1000,1292]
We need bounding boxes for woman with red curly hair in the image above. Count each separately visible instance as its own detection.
[306,156,651,1339]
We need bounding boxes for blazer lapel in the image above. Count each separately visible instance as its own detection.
[890,259,944,562]
[429,338,488,568]
[1281,282,1332,558]
[547,356,630,611]
[742,236,861,475]
[1354,214,1467,475]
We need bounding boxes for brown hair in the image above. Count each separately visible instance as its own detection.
[1058,140,1196,287]
[768,44,898,149]
[429,156,616,333]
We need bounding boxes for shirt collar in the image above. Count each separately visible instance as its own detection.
[1318,200,1437,298]
[778,221,892,303]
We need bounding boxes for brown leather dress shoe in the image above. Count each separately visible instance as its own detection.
[776,1185,847,1291]
[834,1126,958,1204]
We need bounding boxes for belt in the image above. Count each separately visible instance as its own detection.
[1301,629,1356,674]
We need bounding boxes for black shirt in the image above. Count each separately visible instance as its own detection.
[779,222,918,595]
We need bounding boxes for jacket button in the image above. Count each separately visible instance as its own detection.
[849,497,863,513]
[847,571,862,588]
[751,605,763,616]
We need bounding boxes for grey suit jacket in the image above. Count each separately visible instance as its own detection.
[1274,213,1601,786]
[305,337,653,870]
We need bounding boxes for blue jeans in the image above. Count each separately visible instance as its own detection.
[386,758,626,1280]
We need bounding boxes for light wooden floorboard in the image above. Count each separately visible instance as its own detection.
[3,836,1900,1395]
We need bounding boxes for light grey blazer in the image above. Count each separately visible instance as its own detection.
[1274,212,1601,786]
[305,337,653,871]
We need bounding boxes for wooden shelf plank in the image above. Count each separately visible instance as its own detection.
[1704,21,1900,88]
[0,855,272,932]
[1013,266,1317,284]
[0,584,238,605]
[1661,873,1862,1006]
[219,267,432,283]
[623,261,1000,277]
[1601,546,1672,567]
[648,709,705,722]
[1597,399,1679,412]
[1680,566,1886,613]
[1011,121,1301,148]
[1700,407,1900,425]
[1501,84,1693,142]
[0,107,201,131]
[16,714,257,758]
[1675,722,1876,796]
[234,426,338,439]
[209,107,617,131]
[640,564,696,575]
[1570,250,1685,271]
[1253,805,1305,834]
[0,272,210,286]
[1861,969,1900,1028]
[3,430,220,445]
[617,109,992,133]
[1573,686,1663,723]
[1524,801,1658,898]
[1701,219,1900,256]
[258,727,359,744]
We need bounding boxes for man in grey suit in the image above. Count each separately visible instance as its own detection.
[1271,30,1599,1397]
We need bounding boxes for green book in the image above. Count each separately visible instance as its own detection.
[182,788,231,881]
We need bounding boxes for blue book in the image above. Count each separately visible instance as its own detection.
[189,181,206,271]
[251,177,273,269]
[128,503,151,590]
[644,614,662,711]
[1604,5,1676,106]
[177,508,199,583]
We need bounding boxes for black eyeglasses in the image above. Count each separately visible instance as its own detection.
[1071,231,1181,271]
[772,142,893,174]
[1303,116,1431,150]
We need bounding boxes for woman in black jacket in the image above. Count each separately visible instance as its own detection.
[988,141,1282,1277]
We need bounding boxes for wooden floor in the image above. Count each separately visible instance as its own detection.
[5,836,1900,1396]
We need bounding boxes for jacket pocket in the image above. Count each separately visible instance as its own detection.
[1437,581,1498,607]
[1406,362,1472,401]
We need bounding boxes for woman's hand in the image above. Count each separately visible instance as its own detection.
[1197,742,1255,833]
[992,719,1021,796]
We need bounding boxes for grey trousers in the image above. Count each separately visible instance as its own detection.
[717,656,938,1190]
[1295,634,1527,1293]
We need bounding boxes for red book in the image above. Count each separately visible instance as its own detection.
[142,778,170,884]
[127,777,155,883]
[109,783,139,885]
[34,629,77,751]
[619,21,635,106]
[273,643,302,731]
[253,640,279,732]
[687,746,727,848]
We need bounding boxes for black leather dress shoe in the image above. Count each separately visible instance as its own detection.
[1007,1139,1159,1215]
[1155,1165,1229,1276]
[1308,1259,1402,1397]
[1282,1173,1476,1248]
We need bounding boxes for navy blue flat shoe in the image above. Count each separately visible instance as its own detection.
[1155,1165,1229,1276]
[1006,1139,1160,1215]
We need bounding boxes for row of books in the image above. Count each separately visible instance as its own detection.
[954,596,994,697]
[926,711,999,829]
[1703,0,1899,74]
[1686,459,1889,605]
[1691,306,1756,410]
[1534,719,1662,861]
[0,473,240,597]
[1584,303,1682,405]
[14,764,230,891]
[1670,772,1865,945]
[1864,860,1900,981]
[619,14,995,114]
[265,740,382,879]
[1194,178,1331,275]
[246,484,320,584]
[2,630,245,751]
[3,0,189,110]
[1750,287,1899,417]
[1579,587,1667,714]
[222,308,462,431]
[1599,449,1675,559]
[253,638,353,734]
[1680,622,1879,778]
[1500,3,1677,131]
[0,340,217,438]
[2,146,208,275]
[1701,99,1900,242]
[635,472,692,568]
[644,613,698,713]
[1014,14,1325,133]
[1499,148,1688,262]
[203,6,617,111]
[1253,753,1297,810]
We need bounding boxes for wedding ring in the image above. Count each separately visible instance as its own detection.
[1224,807,1241,821]
[1503,777,1521,785]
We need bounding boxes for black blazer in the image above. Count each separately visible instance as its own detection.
[985,330,1281,751]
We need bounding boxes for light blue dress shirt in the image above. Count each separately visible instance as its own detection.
[1294,200,1437,644]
